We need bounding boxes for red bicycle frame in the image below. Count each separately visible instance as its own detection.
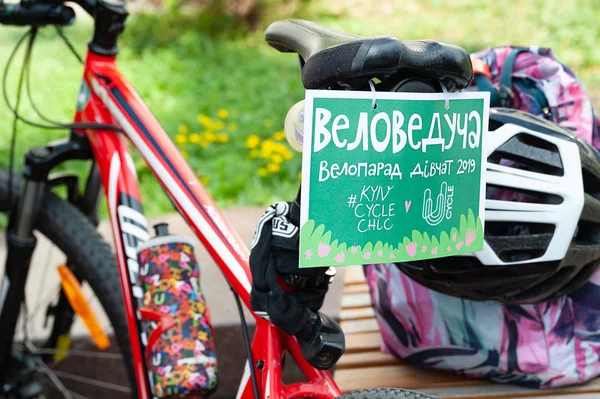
[74,50,342,398]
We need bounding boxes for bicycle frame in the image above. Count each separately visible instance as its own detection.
[74,49,343,398]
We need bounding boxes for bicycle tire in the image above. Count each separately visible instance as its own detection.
[0,168,134,396]
[339,388,439,399]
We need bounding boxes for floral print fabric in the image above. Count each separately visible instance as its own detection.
[364,263,600,388]
[472,46,600,148]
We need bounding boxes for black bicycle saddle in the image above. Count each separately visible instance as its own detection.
[265,19,473,91]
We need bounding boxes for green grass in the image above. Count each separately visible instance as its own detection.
[0,0,598,216]
[0,15,305,216]
[299,210,484,268]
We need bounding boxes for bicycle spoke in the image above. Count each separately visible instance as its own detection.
[31,358,75,399]
[34,368,131,394]
[27,244,60,334]
[24,339,128,397]
[33,243,55,315]
[28,285,62,320]
[24,346,123,360]
[39,378,87,399]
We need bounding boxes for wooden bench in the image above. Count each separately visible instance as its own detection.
[334,266,600,399]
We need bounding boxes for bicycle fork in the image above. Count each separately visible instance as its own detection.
[0,133,96,375]
[0,175,44,373]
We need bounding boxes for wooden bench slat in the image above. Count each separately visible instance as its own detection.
[336,350,400,369]
[345,332,382,353]
[341,293,372,309]
[340,318,379,334]
[343,283,370,294]
[344,266,366,285]
[335,365,488,393]
[337,265,600,398]
[340,306,375,320]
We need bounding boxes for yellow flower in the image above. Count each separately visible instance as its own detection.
[175,134,187,144]
[198,331,208,341]
[197,114,213,128]
[264,119,273,128]
[189,133,201,144]
[246,135,260,149]
[213,121,225,131]
[178,124,189,134]
[227,122,239,131]
[271,153,283,164]
[200,176,210,185]
[181,151,189,159]
[217,133,229,143]
[279,146,293,160]
[258,168,267,177]
[260,139,275,158]
[204,131,217,143]
[270,142,293,160]
[217,109,229,119]
[267,163,280,173]
[273,130,286,141]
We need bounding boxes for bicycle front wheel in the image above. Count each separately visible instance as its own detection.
[0,168,134,398]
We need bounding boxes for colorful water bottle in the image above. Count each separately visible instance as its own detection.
[137,223,218,397]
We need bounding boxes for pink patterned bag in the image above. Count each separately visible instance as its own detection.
[365,46,600,389]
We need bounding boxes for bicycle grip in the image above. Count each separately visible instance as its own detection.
[0,3,75,26]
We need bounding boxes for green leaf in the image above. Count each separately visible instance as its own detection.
[422,232,431,247]
[300,220,315,241]
[439,231,450,247]
[311,224,325,242]
[468,208,476,229]
[330,239,339,251]
[451,227,459,242]
[321,231,332,245]
[460,213,468,236]
[411,230,423,243]
[374,241,383,252]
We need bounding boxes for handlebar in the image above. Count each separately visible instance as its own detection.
[0,2,75,26]
[1,0,128,55]
[0,0,101,27]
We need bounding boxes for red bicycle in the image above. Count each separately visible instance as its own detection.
[0,1,471,398]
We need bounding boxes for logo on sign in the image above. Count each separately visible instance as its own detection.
[422,182,454,226]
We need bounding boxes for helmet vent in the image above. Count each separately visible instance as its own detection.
[486,222,555,262]
[576,221,600,244]
[582,169,600,200]
[488,133,564,176]
[486,184,563,205]
[486,221,555,237]
[496,249,545,263]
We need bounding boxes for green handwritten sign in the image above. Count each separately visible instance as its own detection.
[299,90,489,268]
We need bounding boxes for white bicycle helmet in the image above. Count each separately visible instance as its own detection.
[398,108,600,304]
